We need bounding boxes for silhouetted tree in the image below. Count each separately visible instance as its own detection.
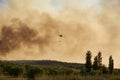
[98,52,102,69]
[109,56,114,74]
[85,51,92,72]
[93,56,98,70]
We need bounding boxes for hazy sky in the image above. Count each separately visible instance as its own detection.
[0,0,101,11]
[0,0,8,10]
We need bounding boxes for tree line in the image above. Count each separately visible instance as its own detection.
[85,51,114,74]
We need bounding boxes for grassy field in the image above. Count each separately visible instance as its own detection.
[0,75,120,80]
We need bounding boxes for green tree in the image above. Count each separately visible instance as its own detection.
[109,56,114,74]
[93,56,99,70]
[85,51,92,72]
[98,52,102,69]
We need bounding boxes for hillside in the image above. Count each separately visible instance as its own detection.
[3,60,84,69]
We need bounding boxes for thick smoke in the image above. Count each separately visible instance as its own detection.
[98,0,120,68]
[0,18,58,55]
[0,0,120,68]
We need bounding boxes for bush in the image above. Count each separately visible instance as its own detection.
[102,65,108,74]
[60,68,73,75]
[26,66,43,79]
[90,70,102,75]
[113,70,120,75]
[48,68,58,75]
[7,66,23,77]
[80,66,87,75]
[2,64,12,75]
[46,68,73,76]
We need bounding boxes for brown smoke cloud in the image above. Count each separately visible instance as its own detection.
[0,0,120,68]
[0,17,59,55]
[98,0,120,68]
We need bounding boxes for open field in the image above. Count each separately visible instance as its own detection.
[0,75,120,80]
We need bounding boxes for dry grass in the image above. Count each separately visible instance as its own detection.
[0,75,120,80]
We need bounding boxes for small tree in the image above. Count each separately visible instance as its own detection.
[93,56,99,70]
[109,56,114,74]
[85,51,92,72]
[98,52,102,69]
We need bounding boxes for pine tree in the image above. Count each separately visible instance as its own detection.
[98,52,102,69]
[85,51,92,72]
[109,56,114,74]
[93,56,99,70]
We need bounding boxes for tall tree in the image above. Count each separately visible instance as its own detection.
[109,56,114,74]
[98,52,102,69]
[85,51,92,72]
[93,56,99,70]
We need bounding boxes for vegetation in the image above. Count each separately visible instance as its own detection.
[93,56,99,70]
[85,51,116,75]
[26,66,43,80]
[97,52,102,69]
[109,56,114,74]
[85,51,92,72]
[7,66,23,77]
[0,51,119,80]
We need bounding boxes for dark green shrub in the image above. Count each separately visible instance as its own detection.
[26,66,43,80]
[65,69,73,75]
[52,68,73,75]
[8,66,23,77]
[102,65,108,74]
[80,66,87,75]
[113,70,120,75]
[48,68,58,75]
[90,70,102,75]
[2,64,12,75]
[61,68,73,75]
